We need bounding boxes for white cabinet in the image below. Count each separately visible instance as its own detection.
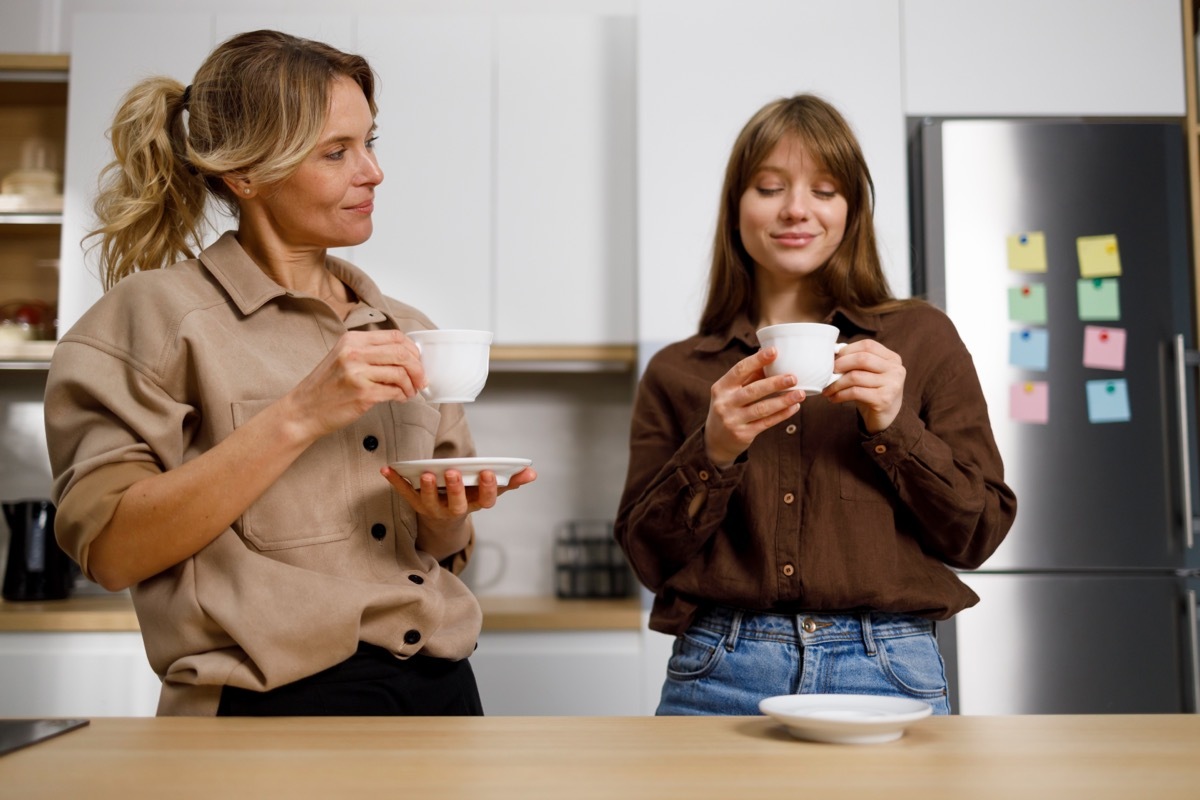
[0,632,160,717]
[472,629,642,715]
[902,0,1185,116]
[637,0,910,349]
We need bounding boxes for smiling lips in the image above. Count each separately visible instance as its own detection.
[347,199,374,213]
[773,231,815,246]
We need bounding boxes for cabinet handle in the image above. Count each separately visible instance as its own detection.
[1187,589,1199,714]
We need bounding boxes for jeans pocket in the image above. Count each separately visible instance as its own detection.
[875,633,948,698]
[665,628,725,682]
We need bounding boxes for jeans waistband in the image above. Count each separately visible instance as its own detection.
[690,606,934,654]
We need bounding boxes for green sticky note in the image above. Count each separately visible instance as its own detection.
[1077,278,1120,321]
[1008,283,1048,324]
[1077,234,1121,278]
[1007,232,1048,273]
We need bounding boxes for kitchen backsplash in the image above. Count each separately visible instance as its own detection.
[0,368,636,598]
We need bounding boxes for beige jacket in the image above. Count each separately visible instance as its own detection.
[44,233,482,716]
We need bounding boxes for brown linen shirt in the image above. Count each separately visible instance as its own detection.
[615,301,1017,637]
[44,232,482,716]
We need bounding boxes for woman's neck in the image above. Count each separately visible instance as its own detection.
[755,275,828,328]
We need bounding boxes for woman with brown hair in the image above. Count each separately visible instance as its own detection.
[615,94,1015,715]
[44,30,534,716]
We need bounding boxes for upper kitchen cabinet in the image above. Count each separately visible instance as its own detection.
[637,0,909,350]
[0,54,67,366]
[902,0,1185,117]
[493,15,636,346]
[353,15,493,336]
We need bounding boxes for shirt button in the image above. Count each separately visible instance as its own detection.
[363,435,379,451]
[782,563,795,577]
[874,444,887,454]
[370,523,387,540]
[404,630,421,645]
[698,470,710,481]
[408,574,425,585]
[783,492,795,504]
[785,424,797,435]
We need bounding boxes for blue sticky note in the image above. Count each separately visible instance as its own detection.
[1077,278,1121,321]
[1085,379,1131,423]
[1009,329,1049,370]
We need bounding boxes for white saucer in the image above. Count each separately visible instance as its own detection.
[390,457,532,487]
[758,694,932,745]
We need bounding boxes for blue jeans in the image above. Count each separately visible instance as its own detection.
[656,606,951,716]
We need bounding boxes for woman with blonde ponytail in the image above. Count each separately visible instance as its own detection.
[45,30,535,717]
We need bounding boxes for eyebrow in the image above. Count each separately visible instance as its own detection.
[316,124,378,148]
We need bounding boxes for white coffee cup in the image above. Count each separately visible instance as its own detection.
[756,322,847,393]
[407,329,493,403]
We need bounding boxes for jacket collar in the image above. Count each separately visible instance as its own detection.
[198,232,390,316]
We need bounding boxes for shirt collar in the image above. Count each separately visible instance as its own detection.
[197,231,390,317]
[692,305,882,354]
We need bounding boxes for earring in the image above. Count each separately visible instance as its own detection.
[243,188,250,195]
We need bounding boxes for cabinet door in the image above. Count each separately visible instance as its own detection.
[0,632,160,716]
[637,0,909,351]
[471,630,642,715]
[354,15,493,331]
[58,13,213,336]
[903,0,1185,116]
[494,14,636,345]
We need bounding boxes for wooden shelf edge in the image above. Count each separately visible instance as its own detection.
[0,54,69,73]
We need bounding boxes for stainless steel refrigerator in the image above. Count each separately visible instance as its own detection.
[910,118,1200,714]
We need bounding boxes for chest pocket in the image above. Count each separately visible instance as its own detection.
[232,399,360,551]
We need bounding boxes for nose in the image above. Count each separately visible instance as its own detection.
[360,152,384,186]
[781,190,808,220]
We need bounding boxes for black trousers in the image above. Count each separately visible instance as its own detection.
[216,642,484,716]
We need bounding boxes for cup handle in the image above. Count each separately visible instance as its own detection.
[825,342,848,387]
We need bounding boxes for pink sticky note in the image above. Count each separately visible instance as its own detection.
[1082,326,1126,371]
[1010,381,1049,424]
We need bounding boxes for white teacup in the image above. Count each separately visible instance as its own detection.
[408,329,493,403]
[756,322,846,393]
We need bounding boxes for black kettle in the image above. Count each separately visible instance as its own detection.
[2,499,73,602]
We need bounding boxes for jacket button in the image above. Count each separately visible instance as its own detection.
[363,435,379,451]
[370,523,387,540]
[783,492,795,504]
[404,630,421,645]
[874,444,887,454]
[782,563,795,577]
[698,470,710,481]
[408,574,425,584]
[785,424,797,435]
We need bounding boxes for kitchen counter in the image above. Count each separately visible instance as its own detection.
[0,594,642,633]
[1,714,1197,799]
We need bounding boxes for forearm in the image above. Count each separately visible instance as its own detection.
[415,516,473,563]
[88,394,318,590]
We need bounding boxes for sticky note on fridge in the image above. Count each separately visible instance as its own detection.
[1085,379,1131,423]
[1008,284,1047,324]
[1010,381,1049,424]
[1009,329,1049,370]
[1007,232,1048,273]
[1082,326,1126,371]
[1076,234,1122,278]
[1077,278,1120,321]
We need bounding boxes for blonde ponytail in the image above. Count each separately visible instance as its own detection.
[88,78,210,290]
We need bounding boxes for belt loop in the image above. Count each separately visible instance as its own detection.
[724,609,742,652]
[860,612,877,656]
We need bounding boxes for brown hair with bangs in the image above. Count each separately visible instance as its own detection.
[698,94,903,336]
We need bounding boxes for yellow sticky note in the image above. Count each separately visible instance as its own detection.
[1077,234,1121,278]
[1007,232,1048,273]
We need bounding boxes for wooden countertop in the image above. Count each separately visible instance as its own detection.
[1,714,1197,799]
[0,594,642,633]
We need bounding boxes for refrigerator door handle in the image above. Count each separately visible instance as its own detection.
[1174,334,1200,550]
[1188,589,1199,713]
